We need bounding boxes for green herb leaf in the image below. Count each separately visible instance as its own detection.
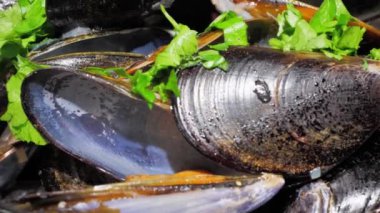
[15,0,46,35]
[362,59,369,70]
[336,26,365,52]
[276,4,303,36]
[369,48,380,60]
[128,70,156,108]
[205,11,249,47]
[1,56,47,145]
[310,0,351,33]
[198,50,228,71]
[85,67,128,78]
[105,8,248,108]
[126,5,198,107]
[209,42,229,51]
[153,69,180,103]
[0,0,49,146]
[0,0,46,55]
[269,0,365,60]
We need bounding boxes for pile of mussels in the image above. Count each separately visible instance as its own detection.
[1,0,380,212]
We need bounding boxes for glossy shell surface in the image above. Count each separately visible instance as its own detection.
[13,172,284,213]
[288,131,380,212]
[173,46,380,177]
[21,68,238,180]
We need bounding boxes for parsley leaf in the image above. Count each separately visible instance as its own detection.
[86,67,128,78]
[206,11,249,47]
[126,5,198,108]
[205,11,249,51]
[123,6,248,108]
[369,48,380,60]
[1,56,47,145]
[0,0,49,145]
[309,0,351,33]
[86,7,248,108]
[198,50,228,71]
[362,59,369,71]
[0,0,46,60]
[269,0,365,60]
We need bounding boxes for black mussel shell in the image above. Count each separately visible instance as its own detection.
[173,46,380,178]
[287,130,380,212]
[46,0,170,30]
[9,172,284,213]
[37,52,145,70]
[21,68,239,180]
[30,28,172,61]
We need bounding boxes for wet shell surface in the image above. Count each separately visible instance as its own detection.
[287,131,380,212]
[173,46,380,178]
[10,172,284,213]
[21,68,238,180]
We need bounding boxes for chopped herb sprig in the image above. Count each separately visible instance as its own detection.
[93,6,249,108]
[0,0,49,145]
[269,0,366,60]
[1,56,48,145]
[369,48,380,60]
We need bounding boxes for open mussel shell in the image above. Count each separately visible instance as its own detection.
[11,171,285,212]
[173,46,380,178]
[21,68,240,180]
[30,28,172,62]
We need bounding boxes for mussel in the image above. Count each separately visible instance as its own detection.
[30,28,172,62]
[173,46,380,178]
[21,68,239,180]
[21,45,380,182]
[287,130,380,212]
[9,171,284,212]
[35,52,144,70]
[19,18,285,181]
[1,0,380,212]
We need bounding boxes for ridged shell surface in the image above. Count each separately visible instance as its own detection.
[173,46,380,177]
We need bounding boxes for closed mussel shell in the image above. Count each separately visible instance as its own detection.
[173,46,380,178]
